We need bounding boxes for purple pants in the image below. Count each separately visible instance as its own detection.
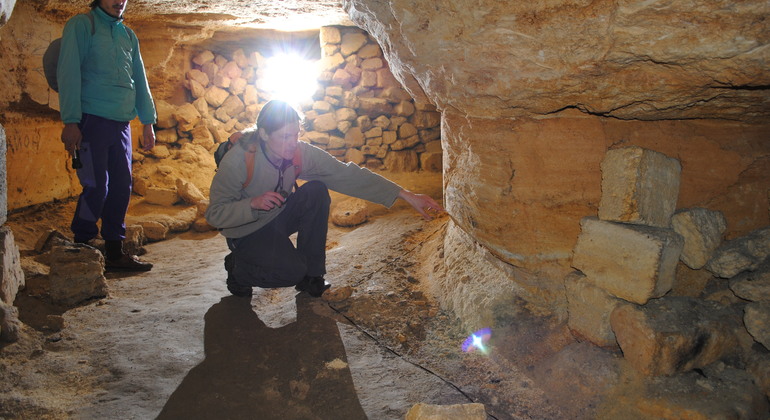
[71,113,133,243]
[227,180,331,288]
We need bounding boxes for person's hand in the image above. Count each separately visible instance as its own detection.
[61,123,82,154]
[250,191,286,211]
[398,190,445,220]
[141,124,156,151]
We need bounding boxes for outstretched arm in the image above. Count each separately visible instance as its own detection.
[398,189,445,220]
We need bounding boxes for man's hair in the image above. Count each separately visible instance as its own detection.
[236,126,260,147]
[89,0,99,8]
[256,100,301,137]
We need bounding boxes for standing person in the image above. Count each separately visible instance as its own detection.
[206,100,444,298]
[58,0,156,271]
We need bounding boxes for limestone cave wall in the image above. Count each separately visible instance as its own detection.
[345,0,770,284]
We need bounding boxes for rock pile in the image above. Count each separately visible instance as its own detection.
[567,145,770,415]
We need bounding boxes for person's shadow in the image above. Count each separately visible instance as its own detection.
[156,294,367,420]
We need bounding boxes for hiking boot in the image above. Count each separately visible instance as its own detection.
[105,254,153,272]
[225,253,252,298]
[295,276,330,298]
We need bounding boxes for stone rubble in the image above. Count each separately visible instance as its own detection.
[567,145,770,412]
[743,302,770,351]
[671,207,727,270]
[609,297,740,376]
[729,263,770,302]
[706,227,770,279]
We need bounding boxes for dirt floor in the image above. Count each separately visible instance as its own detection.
[1,171,622,420]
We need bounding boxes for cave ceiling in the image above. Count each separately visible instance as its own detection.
[31,0,353,30]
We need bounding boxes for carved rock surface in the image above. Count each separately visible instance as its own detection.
[345,0,770,122]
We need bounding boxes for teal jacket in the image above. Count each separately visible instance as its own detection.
[57,7,156,125]
[206,141,403,238]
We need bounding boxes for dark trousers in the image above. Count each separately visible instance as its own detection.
[228,180,331,288]
[71,114,133,243]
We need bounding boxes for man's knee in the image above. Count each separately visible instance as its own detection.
[301,180,330,205]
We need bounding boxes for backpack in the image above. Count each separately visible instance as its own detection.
[43,11,95,92]
[215,132,302,189]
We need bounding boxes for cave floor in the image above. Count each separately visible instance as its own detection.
[2,172,622,420]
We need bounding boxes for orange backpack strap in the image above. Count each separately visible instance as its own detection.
[292,147,302,178]
[243,143,258,189]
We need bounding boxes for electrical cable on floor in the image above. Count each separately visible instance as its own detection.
[327,218,501,420]
[327,303,499,420]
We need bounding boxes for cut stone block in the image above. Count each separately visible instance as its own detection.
[572,217,683,304]
[406,403,486,420]
[564,272,622,347]
[671,207,727,269]
[598,146,681,228]
[48,244,108,306]
[610,297,739,376]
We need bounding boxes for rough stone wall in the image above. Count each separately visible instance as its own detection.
[307,26,441,171]
[170,25,441,173]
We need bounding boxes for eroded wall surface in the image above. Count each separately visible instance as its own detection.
[346,0,770,281]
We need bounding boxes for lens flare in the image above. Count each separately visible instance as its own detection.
[261,53,319,108]
[462,328,492,354]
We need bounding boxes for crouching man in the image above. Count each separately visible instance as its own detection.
[205,100,443,297]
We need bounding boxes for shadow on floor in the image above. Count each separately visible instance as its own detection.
[156,294,367,420]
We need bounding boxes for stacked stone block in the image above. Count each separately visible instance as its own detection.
[569,146,683,351]
[569,146,770,385]
[156,26,441,173]
[305,26,441,171]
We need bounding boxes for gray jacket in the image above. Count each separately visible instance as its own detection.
[206,140,402,238]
